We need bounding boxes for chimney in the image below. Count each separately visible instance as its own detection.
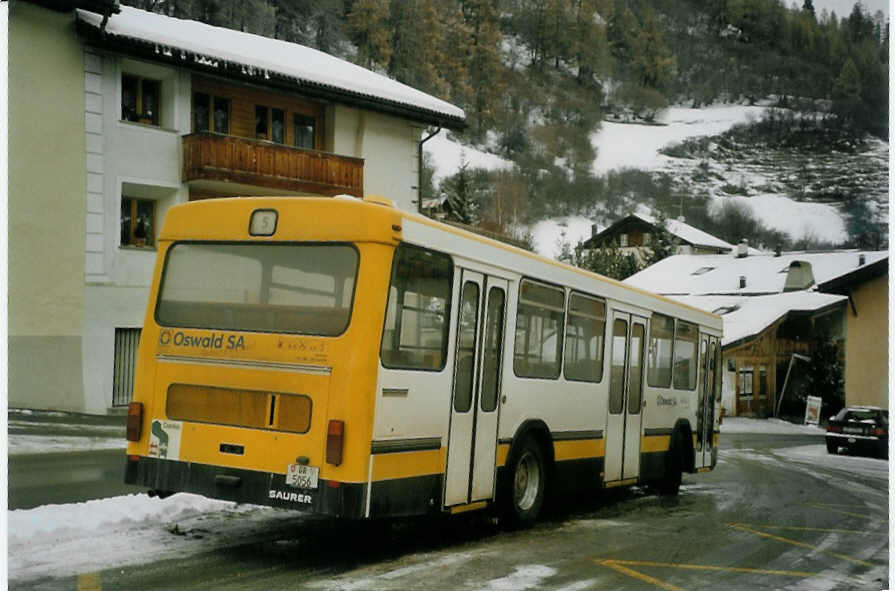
[739,275,746,289]
[859,253,866,266]
[736,240,748,258]
[774,244,782,257]
[591,223,599,237]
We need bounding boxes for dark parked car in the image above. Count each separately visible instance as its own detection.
[826,406,888,458]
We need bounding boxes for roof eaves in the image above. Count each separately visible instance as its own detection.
[817,257,889,294]
[76,19,467,131]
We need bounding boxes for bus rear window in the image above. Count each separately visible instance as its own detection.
[156,242,358,336]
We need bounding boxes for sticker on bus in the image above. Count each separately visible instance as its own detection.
[148,420,183,460]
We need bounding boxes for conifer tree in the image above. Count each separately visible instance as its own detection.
[348,0,392,69]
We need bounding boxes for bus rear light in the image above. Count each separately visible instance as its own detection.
[326,420,344,466]
[126,402,143,442]
[128,455,141,462]
[327,480,342,488]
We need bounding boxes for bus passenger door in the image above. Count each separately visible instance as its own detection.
[698,336,717,467]
[470,278,507,501]
[445,270,483,507]
[604,312,647,483]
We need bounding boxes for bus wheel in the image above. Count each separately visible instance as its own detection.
[502,438,546,527]
[658,432,682,496]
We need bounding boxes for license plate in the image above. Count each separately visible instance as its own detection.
[844,427,863,434]
[285,464,319,489]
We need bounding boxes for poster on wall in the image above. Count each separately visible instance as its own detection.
[804,396,822,425]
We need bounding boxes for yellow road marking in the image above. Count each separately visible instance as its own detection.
[77,573,102,591]
[597,560,687,591]
[601,559,817,577]
[745,524,876,535]
[728,523,872,566]
[803,503,869,519]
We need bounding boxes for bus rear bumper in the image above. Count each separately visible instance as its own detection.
[125,456,367,518]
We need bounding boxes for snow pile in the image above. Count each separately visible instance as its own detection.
[8,493,280,581]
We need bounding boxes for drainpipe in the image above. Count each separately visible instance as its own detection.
[417,127,441,214]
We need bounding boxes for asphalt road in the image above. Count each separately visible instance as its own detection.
[11,431,890,590]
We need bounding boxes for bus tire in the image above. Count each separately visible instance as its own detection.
[501,437,546,527]
[658,431,683,496]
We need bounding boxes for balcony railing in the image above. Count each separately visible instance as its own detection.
[182,133,364,197]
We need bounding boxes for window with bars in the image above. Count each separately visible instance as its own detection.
[113,328,141,407]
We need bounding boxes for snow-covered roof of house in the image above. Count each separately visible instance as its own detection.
[582,212,740,252]
[641,213,737,251]
[625,250,888,296]
[670,292,847,347]
[76,6,466,129]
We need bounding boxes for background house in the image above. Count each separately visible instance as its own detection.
[817,257,889,410]
[580,212,744,263]
[625,250,888,417]
[9,0,465,414]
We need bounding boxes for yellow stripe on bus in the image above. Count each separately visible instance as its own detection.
[496,443,510,467]
[370,448,445,481]
[554,438,606,461]
[641,435,671,453]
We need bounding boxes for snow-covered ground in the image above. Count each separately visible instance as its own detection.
[720,416,825,435]
[423,131,513,184]
[590,105,767,175]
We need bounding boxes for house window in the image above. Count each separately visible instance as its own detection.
[193,93,230,134]
[193,92,210,132]
[271,108,285,144]
[122,74,160,126]
[213,97,230,134]
[619,233,628,247]
[121,197,156,248]
[758,366,768,399]
[294,114,316,149]
[738,366,754,400]
[113,328,141,407]
[255,105,269,139]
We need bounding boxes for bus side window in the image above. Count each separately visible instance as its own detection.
[380,244,453,371]
[647,313,674,388]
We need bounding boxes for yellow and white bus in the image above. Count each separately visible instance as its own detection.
[124,195,722,523]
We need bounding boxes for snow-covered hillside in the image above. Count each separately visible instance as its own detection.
[425,104,887,260]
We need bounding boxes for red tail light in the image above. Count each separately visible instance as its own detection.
[874,427,885,436]
[828,424,841,433]
[326,420,344,466]
[126,402,143,442]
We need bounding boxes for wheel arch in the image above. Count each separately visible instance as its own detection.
[506,419,555,472]
[673,418,695,473]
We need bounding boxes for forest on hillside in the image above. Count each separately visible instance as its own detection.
[126,0,889,255]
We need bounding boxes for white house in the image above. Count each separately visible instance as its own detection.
[9,0,465,414]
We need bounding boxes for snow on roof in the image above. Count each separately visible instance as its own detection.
[625,250,888,296]
[670,292,846,346]
[77,6,465,125]
[633,212,735,251]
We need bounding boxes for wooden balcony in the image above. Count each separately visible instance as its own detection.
[182,133,364,197]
